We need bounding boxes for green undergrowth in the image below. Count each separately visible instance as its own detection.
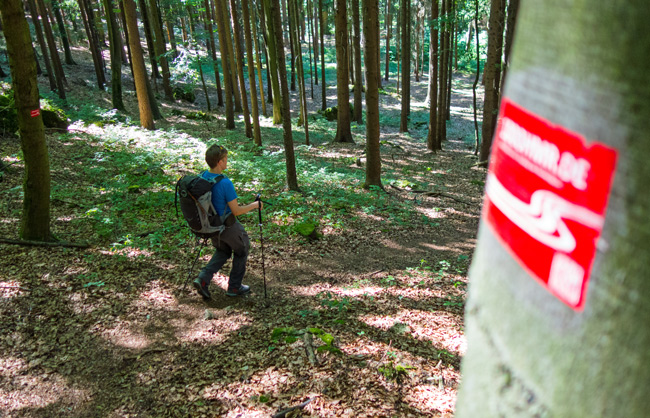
[31,93,440,259]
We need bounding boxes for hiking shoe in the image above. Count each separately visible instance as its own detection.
[226,284,251,297]
[193,279,212,300]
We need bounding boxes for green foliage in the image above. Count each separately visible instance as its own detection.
[319,292,351,312]
[0,86,18,134]
[378,361,415,383]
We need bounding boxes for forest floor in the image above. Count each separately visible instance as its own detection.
[0,43,486,417]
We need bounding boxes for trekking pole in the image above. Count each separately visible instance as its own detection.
[256,194,268,299]
[183,237,208,291]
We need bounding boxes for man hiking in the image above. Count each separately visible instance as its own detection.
[193,144,262,299]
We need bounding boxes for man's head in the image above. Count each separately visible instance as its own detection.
[206,144,228,169]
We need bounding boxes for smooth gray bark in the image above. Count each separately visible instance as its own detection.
[456,1,650,417]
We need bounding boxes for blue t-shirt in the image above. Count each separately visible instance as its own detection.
[200,171,238,216]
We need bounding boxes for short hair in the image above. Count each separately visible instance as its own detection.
[205,144,228,168]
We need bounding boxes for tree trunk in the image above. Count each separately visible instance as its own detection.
[363,0,381,188]
[123,0,155,129]
[290,0,309,144]
[164,10,178,59]
[250,1,267,117]
[138,0,160,82]
[51,0,76,64]
[0,0,52,241]
[25,0,56,92]
[288,0,296,91]
[352,0,362,124]
[501,0,519,97]
[268,0,299,191]
[213,0,235,128]
[426,0,438,151]
[78,0,105,88]
[229,0,253,138]
[202,0,223,107]
[36,0,67,98]
[436,0,448,143]
[263,0,283,124]
[456,1,650,416]
[399,0,410,132]
[309,0,318,86]
[333,0,353,142]
[478,0,505,164]
[147,0,173,99]
[102,0,125,110]
[306,0,314,97]
[222,0,242,112]
[319,0,326,110]
[384,0,391,81]
[242,0,261,145]
[395,0,399,93]
[472,0,480,155]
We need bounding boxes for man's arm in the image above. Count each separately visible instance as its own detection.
[227,198,262,217]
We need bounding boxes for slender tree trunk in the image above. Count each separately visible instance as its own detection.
[164,11,178,59]
[319,0,326,110]
[290,0,309,144]
[351,0,362,123]
[269,0,299,191]
[288,0,296,91]
[263,0,283,124]
[399,0,410,132]
[0,0,52,241]
[123,0,155,129]
[251,1,267,117]
[242,0,261,145]
[229,0,253,137]
[479,0,505,164]
[334,0,353,142]
[396,0,400,93]
[78,0,105,88]
[446,0,454,120]
[309,0,318,85]
[222,0,243,112]
[472,1,480,155]
[426,0,439,151]
[457,2,650,416]
[25,0,56,92]
[436,0,448,143]
[36,0,67,98]
[501,0,519,97]
[363,0,381,188]
[147,0,173,99]
[214,0,235,128]
[138,0,160,81]
[384,0,391,81]
[202,0,222,106]
[306,0,314,98]
[102,0,125,110]
[51,0,75,64]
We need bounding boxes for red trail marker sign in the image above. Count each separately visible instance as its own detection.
[483,98,617,310]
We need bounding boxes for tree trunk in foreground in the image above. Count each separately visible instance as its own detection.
[456,1,650,417]
[0,0,52,241]
[399,0,410,132]
[362,0,381,189]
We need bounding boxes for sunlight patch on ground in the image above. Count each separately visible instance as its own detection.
[406,385,457,416]
[100,321,152,349]
[393,308,466,355]
[0,356,91,414]
[0,281,25,299]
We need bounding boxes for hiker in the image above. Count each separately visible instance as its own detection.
[193,144,262,299]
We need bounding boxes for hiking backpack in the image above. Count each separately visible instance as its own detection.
[175,174,225,239]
